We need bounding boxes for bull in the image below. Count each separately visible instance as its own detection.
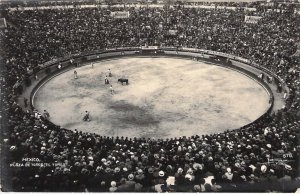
[118,78,129,85]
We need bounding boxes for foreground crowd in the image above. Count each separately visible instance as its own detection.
[1,2,300,192]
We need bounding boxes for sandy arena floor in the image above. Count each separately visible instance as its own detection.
[34,57,270,138]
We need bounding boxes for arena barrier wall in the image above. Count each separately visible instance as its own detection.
[29,46,289,94]
[23,47,283,134]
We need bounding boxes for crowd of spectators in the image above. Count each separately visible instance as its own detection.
[1,2,300,192]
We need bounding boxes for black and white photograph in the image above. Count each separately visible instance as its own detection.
[0,0,299,192]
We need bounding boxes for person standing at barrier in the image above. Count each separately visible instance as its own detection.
[267,76,273,84]
[24,98,28,108]
[258,73,264,81]
[70,58,75,67]
[283,91,287,99]
[58,63,62,69]
[277,83,282,93]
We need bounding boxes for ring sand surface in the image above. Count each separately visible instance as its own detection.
[34,57,270,138]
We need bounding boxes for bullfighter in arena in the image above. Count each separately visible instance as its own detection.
[83,111,90,121]
[105,76,109,84]
[110,85,114,94]
[74,70,78,79]
[108,69,112,77]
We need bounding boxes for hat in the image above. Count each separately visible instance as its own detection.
[81,168,89,174]
[187,168,194,175]
[226,168,231,173]
[105,168,111,173]
[261,165,267,173]
[194,185,201,191]
[177,168,183,173]
[166,165,173,170]
[158,171,165,177]
[96,166,101,172]
[185,174,192,181]
[75,162,80,166]
[285,164,292,170]
[111,181,116,187]
[148,168,154,174]
[114,167,120,173]
[128,174,134,180]
[10,146,16,151]
[137,169,143,174]
[235,163,241,168]
[123,167,128,172]
[249,174,255,179]
[240,175,246,181]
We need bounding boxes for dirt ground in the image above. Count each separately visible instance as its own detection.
[34,57,270,138]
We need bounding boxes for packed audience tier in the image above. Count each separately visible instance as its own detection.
[0,3,299,192]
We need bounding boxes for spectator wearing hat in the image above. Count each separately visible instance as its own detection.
[135,169,146,185]
[98,181,108,192]
[196,165,206,183]
[182,173,194,192]
[109,181,117,192]
[110,167,120,182]
[199,178,206,192]
[175,167,185,189]
[116,178,129,192]
[143,167,155,190]
[153,171,166,191]
[186,168,195,182]
[204,183,212,192]
[125,174,136,191]
[211,178,222,192]
[224,168,234,182]
[134,183,143,192]
[193,184,201,192]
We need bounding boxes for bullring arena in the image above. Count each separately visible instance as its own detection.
[1,1,299,192]
[33,56,271,138]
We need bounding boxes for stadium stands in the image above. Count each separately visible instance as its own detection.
[0,1,299,192]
